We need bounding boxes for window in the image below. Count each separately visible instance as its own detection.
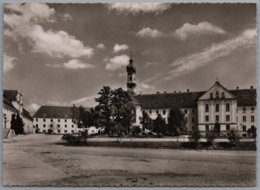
[205,104,209,112]
[149,110,152,114]
[50,124,53,128]
[215,104,219,112]
[36,124,38,128]
[65,124,67,128]
[216,115,219,122]
[156,110,159,114]
[71,130,74,133]
[36,118,38,122]
[58,130,61,133]
[221,92,225,98]
[57,124,60,128]
[163,110,166,115]
[216,91,219,99]
[226,115,230,122]
[43,130,46,133]
[251,116,254,122]
[64,130,67,133]
[43,124,46,128]
[65,119,67,122]
[192,117,195,123]
[50,119,53,122]
[243,126,247,132]
[243,116,246,122]
[58,119,60,122]
[210,93,213,99]
[226,103,230,112]
[226,124,230,131]
[205,115,209,122]
[205,125,209,131]
[243,107,246,113]
[251,107,254,113]
[184,110,187,114]
[71,125,74,128]
[43,118,46,122]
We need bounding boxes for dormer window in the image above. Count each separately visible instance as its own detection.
[210,93,213,99]
[221,92,225,98]
[216,91,219,99]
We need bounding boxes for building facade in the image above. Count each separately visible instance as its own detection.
[127,57,256,136]
[3,90,34,136]
[33,106,88,134]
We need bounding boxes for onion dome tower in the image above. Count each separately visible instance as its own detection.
[126,52,136,93]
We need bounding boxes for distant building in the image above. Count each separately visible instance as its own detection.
[33,106,88,134]
[127,57,256,137]
[3,90,33,134]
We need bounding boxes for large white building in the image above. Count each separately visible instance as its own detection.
[127,57,256,137]
[33,106,88,134]
[3,90,34,136]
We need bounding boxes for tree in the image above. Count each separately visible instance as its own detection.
[16,114,24,134]
[153,114,166,136]
[110,88,135,136]
[140,111,153,132]
[227,129,241,145]
[206,130,216,146]
[189,127,201,148]
[95,86,113,134]
[167,107,186,136]
[10,114,16,131]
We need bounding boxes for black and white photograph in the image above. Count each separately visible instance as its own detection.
[2,1,257,187]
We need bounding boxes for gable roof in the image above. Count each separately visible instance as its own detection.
[33,105,89,119]
[3,94,18,112]
[22,108,33,121]
[135,88,256,109]
[3,90,18,101]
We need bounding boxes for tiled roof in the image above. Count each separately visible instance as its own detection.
[22,108,33,121]
[3,90,18,101]
[33,105,89,119]
[230,89,256,106]
[3,94,18,112]
[135,89,256,109]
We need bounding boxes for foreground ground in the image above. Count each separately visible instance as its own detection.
[3,134,256,186]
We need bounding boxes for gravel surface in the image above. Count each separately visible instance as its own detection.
[3,134,256,186]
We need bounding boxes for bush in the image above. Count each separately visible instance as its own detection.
[189,128,201,148]
[227,129,241,145]
[206,130,216,146]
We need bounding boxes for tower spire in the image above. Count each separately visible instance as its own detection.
[126,51,136,93]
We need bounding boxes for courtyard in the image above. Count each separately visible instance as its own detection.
[3,134,256,186]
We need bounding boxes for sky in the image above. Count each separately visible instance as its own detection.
[3,3,256,114]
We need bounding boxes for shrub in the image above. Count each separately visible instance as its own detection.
[189,128,201,148]
[227,129,241,145]
[206,130,216,146]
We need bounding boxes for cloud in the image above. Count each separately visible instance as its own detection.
[145,61,158,67]
[105,55,129,70]
[167,28,256,78]
[96,43,106,49]
[107,3,171,14]
[63,13,72,21]
[4,3,93,58]
[4,54,16,72]
[70,95,97,107]
[174,21,227,40]
[113,44,129,53]
[27,103,41,114]
[63,59,94,70]
[136,27,164,38]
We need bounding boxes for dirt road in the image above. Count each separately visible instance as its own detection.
[3,134,256,186]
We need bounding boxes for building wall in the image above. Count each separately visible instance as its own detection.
[3,106,16,130]
[33,118,81,134]
[23,117,34,134]
[237,106,256,136]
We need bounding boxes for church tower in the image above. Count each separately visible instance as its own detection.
[126,52,136,93]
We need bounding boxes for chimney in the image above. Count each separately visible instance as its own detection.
[187,89,189,92]
[250,86,254,89]
[236,86,239,90]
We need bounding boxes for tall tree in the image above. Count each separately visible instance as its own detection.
[140,111,153,132]
[167,107,186,135]
[95,86,113,134]
[16,114,24,134]
[153,114,166,136]
[110,88,135,135]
